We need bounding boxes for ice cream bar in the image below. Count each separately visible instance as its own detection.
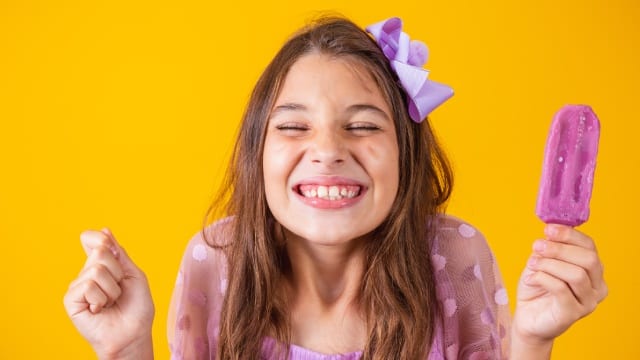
[535,105,600,226]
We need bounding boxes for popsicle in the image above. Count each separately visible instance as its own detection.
[535,105,600,226]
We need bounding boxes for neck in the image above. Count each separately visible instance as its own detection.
[283,230,366,308]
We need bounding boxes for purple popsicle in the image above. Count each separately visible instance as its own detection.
[535,105,601,226]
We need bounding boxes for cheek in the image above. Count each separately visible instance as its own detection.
[363,140,399,182]
[263,137,298,190]
[364,140,400,209]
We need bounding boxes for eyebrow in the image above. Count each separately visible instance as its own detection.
[269,102,390,121]
[270,103,306,117]
[345,104,390,121]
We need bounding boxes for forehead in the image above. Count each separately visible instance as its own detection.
[275,53,389,106]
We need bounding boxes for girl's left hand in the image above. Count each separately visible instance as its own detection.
[513,224,608,347]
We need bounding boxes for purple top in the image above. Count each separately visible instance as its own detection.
[168,215,511,359]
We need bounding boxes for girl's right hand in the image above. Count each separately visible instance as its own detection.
[63,228,155,359]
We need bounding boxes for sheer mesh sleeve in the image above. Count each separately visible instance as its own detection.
[167,218,232,360]
[430,215,511,359]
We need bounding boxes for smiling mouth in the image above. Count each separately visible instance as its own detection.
[296,184,362,201]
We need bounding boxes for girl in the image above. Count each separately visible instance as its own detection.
[64,16,607,359]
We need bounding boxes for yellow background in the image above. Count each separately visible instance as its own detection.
[1,0,637,358]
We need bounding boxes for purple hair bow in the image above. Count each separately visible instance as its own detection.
[366,17,453,123]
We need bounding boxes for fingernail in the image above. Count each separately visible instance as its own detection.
[527,256,539,268]
[533,240,546,253]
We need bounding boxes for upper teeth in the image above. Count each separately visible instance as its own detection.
[299,185,360,200]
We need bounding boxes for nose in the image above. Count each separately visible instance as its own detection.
[310,128,346,167]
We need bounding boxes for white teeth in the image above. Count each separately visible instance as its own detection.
[299,185,360,200]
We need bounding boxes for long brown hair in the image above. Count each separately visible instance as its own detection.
[205,16,453,359]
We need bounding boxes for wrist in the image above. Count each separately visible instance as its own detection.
[99,334,154,360]
[510,324,554,360]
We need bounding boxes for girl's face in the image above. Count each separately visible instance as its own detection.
[263,53,399,246]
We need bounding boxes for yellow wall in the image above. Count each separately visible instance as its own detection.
[1,0,637,358]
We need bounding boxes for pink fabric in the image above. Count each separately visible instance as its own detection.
[168,215,510,359]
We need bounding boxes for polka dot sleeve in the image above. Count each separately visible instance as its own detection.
[167,218,231,360]
[430,215,511,359]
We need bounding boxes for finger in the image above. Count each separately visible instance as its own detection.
[75,263,123,308]
[81,228,142,278]
[84,280,109,314]
[100,228,142,277]
[80,230,118,258]
[64,279,90,317]
[533,240,604,290]
[81,245,125,284]
[544,224,596,251]
[66,279,109,314]
[527,255,596,308]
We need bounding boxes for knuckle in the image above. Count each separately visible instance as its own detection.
[68,278,80,290]
[585,252,600,270]
[546,274,565,292]
[581,233,596,249]
[86,264,109,281]
[86,264,102,279]
[576,268,589,285]
[80,279,97,294]
[552,280,567,294]
[585,297,598,314]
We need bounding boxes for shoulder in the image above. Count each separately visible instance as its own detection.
[185,216,234,256]
[433,214,491,254]
[196,216,235,248]
[178,216,234,281]
[434,214,482,237]
[431,214,500,281]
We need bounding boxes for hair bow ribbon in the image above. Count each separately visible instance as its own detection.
[366,17,453,123]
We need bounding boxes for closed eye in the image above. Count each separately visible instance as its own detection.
[345,122,381,135]
[275,122,310,135]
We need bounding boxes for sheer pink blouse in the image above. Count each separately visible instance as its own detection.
[168,215,511,359]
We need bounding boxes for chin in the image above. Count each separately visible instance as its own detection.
[283,225,369,247]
